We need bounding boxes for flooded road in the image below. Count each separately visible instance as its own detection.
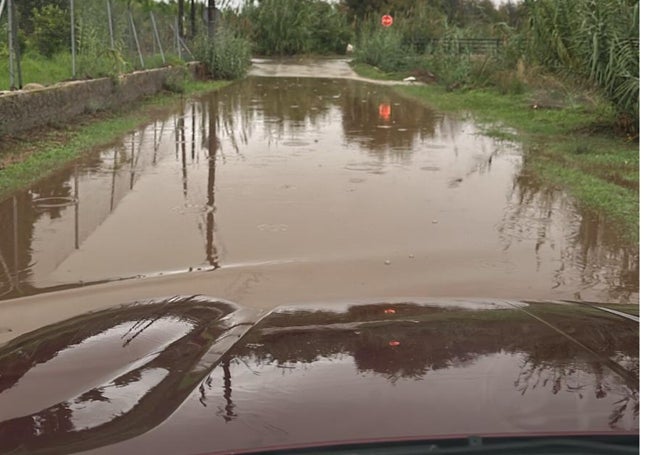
[0,75,639,314]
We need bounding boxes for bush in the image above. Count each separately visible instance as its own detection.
[353,22,411,73]
[310,2,351,54]
[195,28,251,80]
[526,0,639,130]
[242,0,350,56]
[30,4,69,58]
[398,0,446,51]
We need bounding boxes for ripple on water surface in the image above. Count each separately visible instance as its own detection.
[0,77,638,304]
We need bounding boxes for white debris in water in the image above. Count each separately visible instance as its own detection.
[384,260,391,265]
[409,254,415,259]
[432,220,439,224]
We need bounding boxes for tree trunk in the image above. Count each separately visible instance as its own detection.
[190,0,195,38]
[178,0,184,38]
[207,0,215,38]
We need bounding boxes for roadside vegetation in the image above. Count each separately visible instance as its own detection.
[233,0,351,56]
[1,1,189,90]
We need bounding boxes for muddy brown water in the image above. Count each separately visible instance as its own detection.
[0,76,639,307]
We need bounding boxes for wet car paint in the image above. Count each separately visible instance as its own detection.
[0,297,638,454]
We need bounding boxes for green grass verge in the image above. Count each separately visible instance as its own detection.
[0,79,231,199]
[0,52,75,89]
[351,62,408,81]
[386,83,638,244]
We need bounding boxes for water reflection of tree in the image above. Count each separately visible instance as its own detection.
[0,300,638,451]
[201,77,445,164]
[0,160,98,299]
[224,303,638,428]
[0,110,180,300]
[339,81,443,161]
[498,168,639,303]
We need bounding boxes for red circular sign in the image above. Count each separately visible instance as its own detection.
[381,14,393,27]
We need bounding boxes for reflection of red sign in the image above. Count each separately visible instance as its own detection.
[381,14,393,27]
[379,103,391,121]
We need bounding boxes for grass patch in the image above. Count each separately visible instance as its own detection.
[346,65,638,244]
[350,62,408,81]
[0,53,75,90]
[0,52,188,91]
[0,79,231,199]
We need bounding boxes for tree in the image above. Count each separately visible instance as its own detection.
[16,0,68,33]
[178,0,184,37]
[30,4,69,57]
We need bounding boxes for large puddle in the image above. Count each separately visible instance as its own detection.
[0,77,639,303]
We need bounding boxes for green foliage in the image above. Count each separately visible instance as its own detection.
[310,1,352,54]
[420,28,476,88]
[397,1,446,51]
[0,51,72,89]
[353,22,411,73]
[525,0,639,131]
[241,0,351,55]
[30,4,69,58]
[194,28,251,80]
[354,21,495,89]
[15,0,68,33]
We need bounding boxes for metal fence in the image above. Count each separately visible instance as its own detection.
[1,0,202,90]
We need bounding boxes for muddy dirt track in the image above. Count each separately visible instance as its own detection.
[0,59,638,344]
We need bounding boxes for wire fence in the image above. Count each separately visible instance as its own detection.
[1,0,206,90]
[406,38,504,55]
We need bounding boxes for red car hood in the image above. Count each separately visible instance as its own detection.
[0,296,639,454]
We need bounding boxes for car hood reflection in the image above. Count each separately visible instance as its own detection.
[0,297,639,454]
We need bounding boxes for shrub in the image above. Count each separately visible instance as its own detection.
[242,0,350,56]
[353,22,411,73]
[526,0,639,130]
[195,28,251,80]
[310,2,351,54]
[30,4,69,58]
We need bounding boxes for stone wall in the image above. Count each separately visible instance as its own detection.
[0,65,196,136]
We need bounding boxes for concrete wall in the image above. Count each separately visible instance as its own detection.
[0,65,195,136]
